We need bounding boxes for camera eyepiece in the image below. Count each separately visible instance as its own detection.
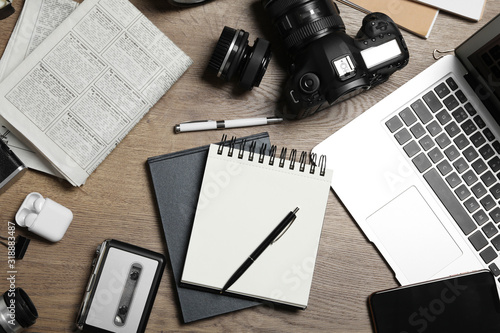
[262,0,345,55]
[0,288,38,332]
[207,26,272,90]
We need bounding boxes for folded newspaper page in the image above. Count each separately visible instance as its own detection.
[0,0,192,186]
[0,0,78,177]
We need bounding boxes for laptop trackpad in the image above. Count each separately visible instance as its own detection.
[367,186,463,282]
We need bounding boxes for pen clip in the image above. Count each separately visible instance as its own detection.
[272,207,299,244]
[180,120,212,124]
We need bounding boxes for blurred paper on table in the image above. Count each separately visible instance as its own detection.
[410,0,486,22]
[338,0,439,39]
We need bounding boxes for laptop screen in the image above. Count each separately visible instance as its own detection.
[456,14,500,122]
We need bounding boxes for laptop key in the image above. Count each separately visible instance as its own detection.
[395,128,412,145]
[488,157,500,172]
[479,144,494,160]
[462,170,478,186]
[444,145,460,161]
[471,182,487,198]
[451,107,468,123]
[436,110,452,125]
[411,100,433,124]
[480,246,498,264]
[446,172,462,188]
[463,147,479,162]
[404,141,421,157]
[412,153,432,172]
[446,77,458,91]
[461,119,477,135]
[468,230,488,250]
[422,91,442,112]
[443,95,459,111]
[426,120,442,137]
[471,132,486,147]
[428,147,444,163]
[423,168,476,235]
[473,209,488,226]
[483,222,498,238]
[444,122,460,137]
[435,133,451,148]
[386,115,403,133]
[410,123,426,138]
[492,235,500,251]
[464,102,477,116]
[452,157,468,174]
[481,171,496,187]
[489,263,500,277]
[437,160,453,176]
[419,135,435,151]
[435,82,451,98]
[455,90,467,103]
[464,197,480,213]
[489,207,500,223]
[474,115,486,129]
[453,134,469,150]
[399,107,417,126]
[483,128,495,142]
[480,194,496,211]
[490,184,500,199]
[493,141,500,154]
[471,159,488,174]
[455,185,471,201]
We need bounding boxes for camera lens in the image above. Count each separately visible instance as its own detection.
[207,26,272,90]
[0,288,38,332]
[262,0,345,55]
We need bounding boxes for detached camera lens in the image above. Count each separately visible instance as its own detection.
[0,288,38,332]
[207,26,272,90]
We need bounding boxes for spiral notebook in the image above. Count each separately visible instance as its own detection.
[181,141,333,309]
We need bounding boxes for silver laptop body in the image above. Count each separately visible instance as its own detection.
[313,14,500,288]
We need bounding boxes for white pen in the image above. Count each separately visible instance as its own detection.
[174,117,283,133]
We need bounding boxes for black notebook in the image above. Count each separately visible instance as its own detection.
[147,133,269,323]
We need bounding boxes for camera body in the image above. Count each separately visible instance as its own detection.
[264,0,409,119]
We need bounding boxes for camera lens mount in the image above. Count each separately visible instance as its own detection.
[207,26,272,90]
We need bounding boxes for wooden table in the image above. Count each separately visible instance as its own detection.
[1,0,499,331]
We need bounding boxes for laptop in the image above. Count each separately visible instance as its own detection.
[313,14,500,289]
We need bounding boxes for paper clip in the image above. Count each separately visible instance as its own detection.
[433,49,455,60]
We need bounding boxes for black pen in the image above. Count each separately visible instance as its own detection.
[220,207,299,294]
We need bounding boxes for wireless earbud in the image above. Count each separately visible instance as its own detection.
[24,213,38,228]
[33,197,45,213]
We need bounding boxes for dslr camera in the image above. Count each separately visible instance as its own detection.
[262,0,410,119]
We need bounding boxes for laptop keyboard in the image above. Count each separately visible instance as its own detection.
[385,76,500,280]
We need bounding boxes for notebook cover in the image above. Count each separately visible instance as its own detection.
[147,133,269,323]
[338,0,439,39]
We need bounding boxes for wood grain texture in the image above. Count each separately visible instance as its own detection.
[0,0,499,332]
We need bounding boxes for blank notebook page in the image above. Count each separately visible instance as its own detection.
[181,143,332,309]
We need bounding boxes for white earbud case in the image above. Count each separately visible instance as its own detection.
[15,192,73,242]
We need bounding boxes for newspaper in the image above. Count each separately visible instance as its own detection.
[0,0,78,176]
[0,0,192,186]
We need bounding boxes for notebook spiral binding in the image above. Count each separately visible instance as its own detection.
[217,134,327,176]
